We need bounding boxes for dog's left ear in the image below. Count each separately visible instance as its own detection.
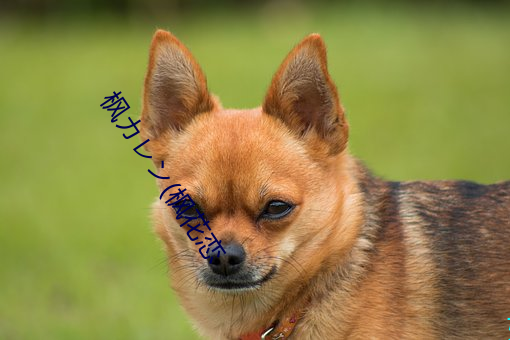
[141,30,216,142]
[263,34,348,155]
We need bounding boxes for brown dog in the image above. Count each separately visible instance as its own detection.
[140,30,510,339]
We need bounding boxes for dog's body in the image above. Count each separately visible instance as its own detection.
[140,30,510,339]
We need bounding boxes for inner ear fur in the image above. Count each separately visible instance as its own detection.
[263,34,348,155]
[141,29,216,145]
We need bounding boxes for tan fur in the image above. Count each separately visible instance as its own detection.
[141,30,510,339]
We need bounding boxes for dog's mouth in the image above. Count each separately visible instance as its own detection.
[204,265,277,291]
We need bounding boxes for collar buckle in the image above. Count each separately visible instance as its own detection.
[260,326,275,339]
[261,326,286,339]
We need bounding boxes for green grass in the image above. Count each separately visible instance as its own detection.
[0,4,509,339]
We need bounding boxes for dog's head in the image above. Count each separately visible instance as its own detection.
[141,30,361,296]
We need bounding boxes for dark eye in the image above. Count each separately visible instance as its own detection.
[172,199,202,219]
[260,200,294,220]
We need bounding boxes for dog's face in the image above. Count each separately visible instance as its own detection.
[141,30,360,295]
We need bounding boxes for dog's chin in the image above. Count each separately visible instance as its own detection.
[202,265,277,293]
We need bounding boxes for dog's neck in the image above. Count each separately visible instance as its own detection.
[238,307,303,340]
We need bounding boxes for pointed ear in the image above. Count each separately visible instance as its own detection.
[141,30,217,141]
[263,34,348,154]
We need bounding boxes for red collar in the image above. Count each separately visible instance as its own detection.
[239,312,300,340]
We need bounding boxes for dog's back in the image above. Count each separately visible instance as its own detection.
[354,169,510,338]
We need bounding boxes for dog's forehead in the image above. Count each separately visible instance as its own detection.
[182,107,304,178]
[217,107,262,118]
[179,107,299,168]
[168,107,311,207]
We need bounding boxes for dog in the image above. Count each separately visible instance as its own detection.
[139,30,510,339]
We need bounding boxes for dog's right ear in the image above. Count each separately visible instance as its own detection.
[263,34,348,155]
[141,30,216,143]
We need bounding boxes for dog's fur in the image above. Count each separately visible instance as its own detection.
[140,30,510,339]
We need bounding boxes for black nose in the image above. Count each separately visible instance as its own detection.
[208,242,246,276]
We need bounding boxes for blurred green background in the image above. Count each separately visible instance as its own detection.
[1,0,509,339]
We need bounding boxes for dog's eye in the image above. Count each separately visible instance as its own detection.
[260,200,294,220]
[172,199,202,219]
